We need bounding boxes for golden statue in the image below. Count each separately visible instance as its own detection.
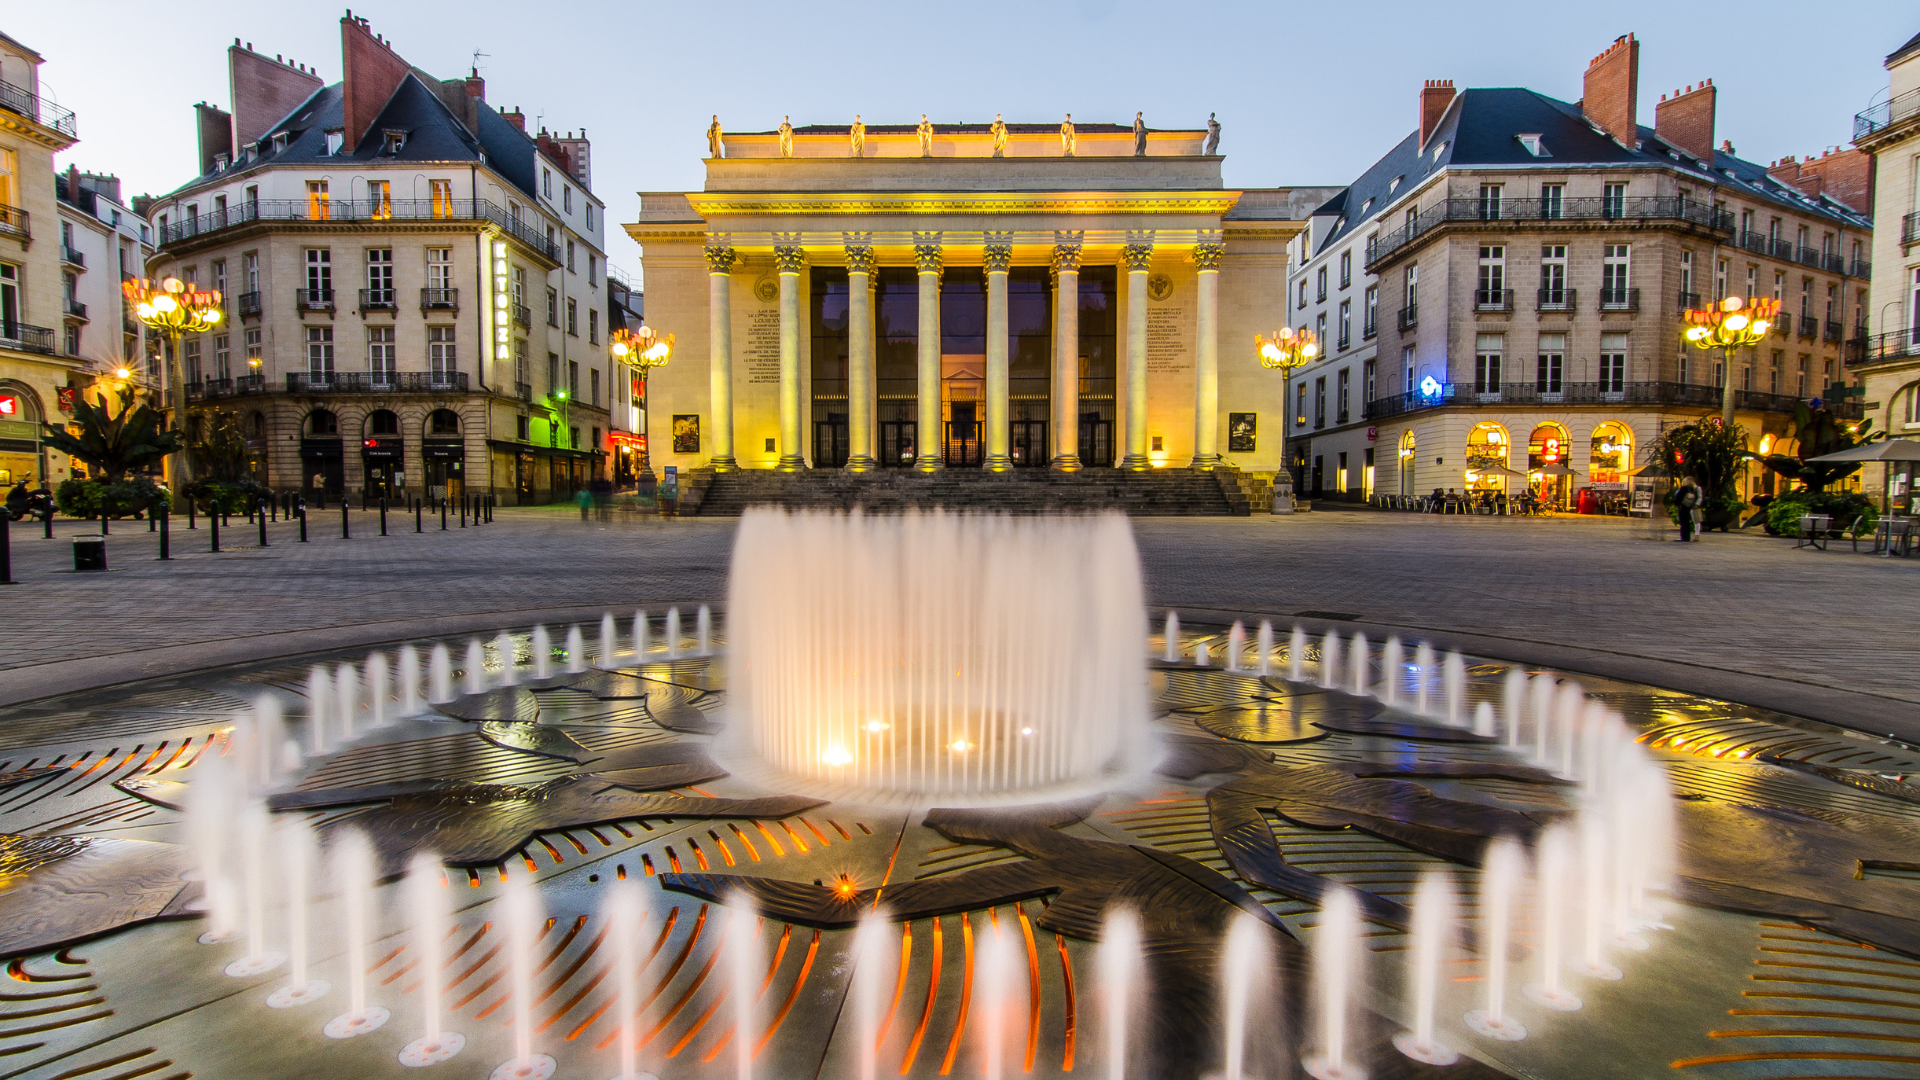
[706,115,723,158]
[850,114,865,157]
[778,116,794,158]
[991,114,1007,158]
[1061,113,1075,157]
[917,114,934,157]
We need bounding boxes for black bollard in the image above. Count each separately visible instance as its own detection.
[341,499,350,539]
[460,497,467,528]
[43,508,52,539]
[100,513,109,536]
[246,503,254,525]
[158,507,170,561]
[486,494,493,523]
[298,502,308,542]
[187,500,196,530]
[257,501,268,547]
[0,512,12,585]
[379,497,388,536]
[415,498,423,533]
[210,507,221,553]
[361,488,368,511]
[441,498,448,530]
[149,511,156,532]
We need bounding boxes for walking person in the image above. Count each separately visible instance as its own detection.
[1674,478,1702,543]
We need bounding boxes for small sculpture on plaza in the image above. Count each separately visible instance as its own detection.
[990,113,1008,157]
[706,115,724,158]
[778,115,794,157]
[917,114,934,156]
[1206,112,1221,155]
[849,114,865,157]
[1134,111,1147,156]
[1061,112,1076,156]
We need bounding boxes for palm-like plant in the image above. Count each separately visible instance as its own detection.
[1751,402,1877,493]
[41,387,182,482]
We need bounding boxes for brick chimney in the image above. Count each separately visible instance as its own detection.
[340,12,412,154]
[1654,79,1714,161]
[499,106,527,134]
[1769,148,1874,214]
[226,38,323,150]
[465,69,484,100]
[1420,80,1455,147]
[1582,34,1640,147]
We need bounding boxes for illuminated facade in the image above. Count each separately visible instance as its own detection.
[1852,30,1920,509]
[627,120,1335,482]
[142,17,611,505]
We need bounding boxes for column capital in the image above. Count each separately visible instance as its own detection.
[1051,232,1084,273]
[1120,242,1154,272]
[843,233,876,275]
[1191,242,1225,272]
[773,243,807,275]
[913,232,944,273]
[704,244,738,274]
[982,232,1014,274]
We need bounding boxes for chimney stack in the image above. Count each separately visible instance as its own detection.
[1420,80,1455,148]
[499,106,527,133]
[1581,34,1640,147]
[1654,79,1715,161]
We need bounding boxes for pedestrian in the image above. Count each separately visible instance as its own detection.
[1674,478,1702,543]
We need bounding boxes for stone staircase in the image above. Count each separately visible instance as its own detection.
[686,466,1248,516]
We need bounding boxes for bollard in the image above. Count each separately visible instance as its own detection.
[149,511,156,532]
[441,498,448,530]
[257,501,268,547]
[100,513,109,536]
[361,488,368,511]
[415,498,422,533]
[72,533,106,572]
[298,502,308,542]
[43,508,52,540]
[246,503,254,525]
[341,499,350,539]
[379,497,388,536]
[460,497,467,528]
[210,506,221,553]
[486,494,493,523]
[187,500,196,530]
[158,508,170,560]
[0,513,12,584]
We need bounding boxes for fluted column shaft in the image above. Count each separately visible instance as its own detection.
[914,236,943,471]
[705,243,738,470]
[983,235,1013,471]
[1120,240,1152,470]
[774,243,806,471]
[1190,241,1224,468]
[844,240,877,471]
[1050,238,1083,471]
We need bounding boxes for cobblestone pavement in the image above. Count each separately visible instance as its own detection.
[2,504,1913,721]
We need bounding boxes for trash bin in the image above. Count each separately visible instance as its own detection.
[73,535,107,572]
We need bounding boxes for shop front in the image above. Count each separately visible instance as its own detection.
[609,431,646,489]
[423,439,464,500]
[1579,422,1633,514]
[1465,422,1511,498]
[0,387,45,487]
[1527,422,1572,510]
[362,436,403,500]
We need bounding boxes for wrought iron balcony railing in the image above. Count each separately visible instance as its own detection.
[1537,287,1576,312]
[1397,304,1418,331]
[0,204,27,243]
[237,291,262,317]
[296,288,334,312]
[184,375,268,401]
[358,288,396,311]
[1856,85,1920,141]
[0,78,76,137]
[420,288,459,311]
[1366,196,1732,267]
[1598,286,1639,312]
[157,198,562,261]
[286,371,471,394]
[1473,288,1513,312]
[1364,379,1855,421]
[0,323,57,355]
[60,244,84,268]
[62,298,87,320]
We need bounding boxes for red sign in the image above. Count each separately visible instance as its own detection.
[57,387,76,413]
[607,431,646,450]
[0,396,14,417]
[1365,426,1377,442]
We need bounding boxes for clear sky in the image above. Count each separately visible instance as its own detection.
[11,0,1911,281]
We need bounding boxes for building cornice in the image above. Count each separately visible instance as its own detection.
[0,109,75,151]
[683,190,1244,218]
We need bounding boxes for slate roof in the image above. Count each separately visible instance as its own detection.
[1312,87,1869,258]
[1890,30,1920,65]
[743,121,1200,135]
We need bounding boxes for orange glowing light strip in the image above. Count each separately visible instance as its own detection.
[899,918,942,1074]
[755,929,822,1055]
[1056,933,1077,1071]
[938,912,975,1075]
[1018,903,1042,1072]
[592,905,706,1052]
[878,921,912,1049]
[566,908,674,1043]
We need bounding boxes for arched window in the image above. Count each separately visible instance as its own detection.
[1397,430,1418,497]
[1528,422,1572,509]
[368,409,399,436]
[1589,423,1633,485]
[428,408,459,436]
[307,409,339,436]
[250,411,266,439]
[1466,422,1510,490]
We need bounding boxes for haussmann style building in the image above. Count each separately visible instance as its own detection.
[626,117,1337,511]
[1851,28,1920,514]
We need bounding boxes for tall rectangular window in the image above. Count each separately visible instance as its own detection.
[566,298,578,335]
[1337,299,1351,348]
[306,326,334,378]
[428,327,456,381]
[1770,350,1782,394]
[1599,332,1628,394]
[368,180,391,219]
[1477,244,1505,305]
[1316,265,1327,302]
[1339,251,1351,288]
[1403,345,1416,395]
[1363,285,1378,337]
[589,309,599,345]
[569,360,580,399]
[366,248,393,300]
[369,327,396,383]
[212,259,227,298]
[305,249,331,297]
[427,248,452,290]
[1537,332,1565,394]
[1362,359,1375,402]
[1539,245,1567,306]
[547,288,559,326]
[1679,250,1693,300]
[307,180,330,220]
[1336,368,1350,424]
[591,367,601,406]
[213,333,231,380]
[430,179,453,218]
[1404,264,1418,315]
[244,252,259,294]
[1478,183,1503,220]
[1540,183,1564,219]
[183,338,202,383]
[566,239,576,273]
[1602,245,1631,306]
[1313,376,1326,428]
[515,339,530,388]
[1602,182,1626,218]
[1474,333,1503,393]
[1716,259,1729,301]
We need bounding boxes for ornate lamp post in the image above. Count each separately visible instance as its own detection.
[1256,327,1318,514]
[123,276,222,484]
[610,326,673,484]
[1683,296,1778,427]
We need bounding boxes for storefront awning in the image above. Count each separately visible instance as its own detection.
[486,439,604,460]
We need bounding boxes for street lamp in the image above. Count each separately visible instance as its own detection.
[123,276,222,483]
[1683,296,1777,426]
[1256,327,1319,514]
[610,326,673,484]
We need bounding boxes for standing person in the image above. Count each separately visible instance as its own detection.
[1674,478,1702,543]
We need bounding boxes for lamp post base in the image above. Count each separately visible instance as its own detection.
[1270,478,1296,515]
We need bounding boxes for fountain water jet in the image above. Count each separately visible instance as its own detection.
[335,663,358,741]
[1413,642,1435,715]
[531,626,552,680]
[1530,674,1554,765]
[1393,870,1459,1065]
[1255,621,1274,676]
[398,645,423,715]
[1381,637,1402,706]
[1318,631,1341,689]
[305,667,330,755]
[494,633,519,686]
[1219,912,1264,1080]
[601,881,650,1080]
[1442,651,1466,726]
[1502,668,1527,750]
[1225,621,1245,672]
[726,898,761,1080]
[697,605,713,656]
[266,818,328,1007]
[1524,826,1582,1011]
[1464,838,1526,1040]
[490,876,555,1079]
[665,608,682,661]
[1098,907,1141,1080]
[565,626,586,674]
[1288,626,1307,683]
[397,853,463,1066]
[1349,632,1369,697]
[1303,887,1366,1080]
[726,511,1150,804]
[976,917,1020,1080]
[428,645,454,705]
[601,613,617,666]
[1163,611,1180,662]
[1196,642,1212,667]
[323,831,390,1038]
[633,611,650,659]
[1578,815,1623,981]
[252,696,285,789]
[463,639,487,696]
[187,749,242,943]
[1472,701,1495,738]
[367,653,389,728]
[851,908,891,1080]
[223,801,283,977]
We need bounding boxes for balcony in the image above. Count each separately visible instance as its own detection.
[1773,313,1791,338]
[1336,333,1351,351]
[1365,196,1732,269]
[1473,288,1513,312]
[1824,320,1843,343]
[1739,231,1768,255]
[1797,246,1823,269]
[1796,315,1818,339]
[60,244,85,269]
[1599,286,1640,312]
[1769,237,1795,260]
[296,288,335,312]
[1856,85,1920,142]
[420,288,459,312]
[1677,291,1701,311]
[1853,329,1920,366]
[1905,213,1920,246]
[0,323,57,355]
[1364,379,1846,421]
[1536,287,1576,313]
[0,204,27,243]
[62,298,87,321]
[358,288,397,311]
[0,78,77,138]
[513,303,532,328]
[1362,315,1377,340]
[515,382,533,402]
[1851,258,1873,279]
[184,374,268,402]
[286,371,471,394]
[1397,304,1418,331]
[156,198,563,262]
[237,291,262,318]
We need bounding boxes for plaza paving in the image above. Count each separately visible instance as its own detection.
[1,504,1914,739]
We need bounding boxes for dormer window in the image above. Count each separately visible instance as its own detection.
[1360,198,1373,215]
[382,130,407,155]
[1517,134,1549,157]
[213,153,230,171]
[1387,175,1402,193]
[324,129,344,155]
[270,132,290,153]
[242,142,259,163]
[1433,141,1448,161]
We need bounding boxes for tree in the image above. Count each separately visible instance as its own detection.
[41,387,181,482]
[1651,417,1748,502]
[1750,401,1878,494]
[188,409,251,483]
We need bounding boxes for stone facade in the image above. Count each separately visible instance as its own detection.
[1852,31,1920,511]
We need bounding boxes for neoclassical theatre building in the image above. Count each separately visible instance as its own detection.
[628,120,1335,484]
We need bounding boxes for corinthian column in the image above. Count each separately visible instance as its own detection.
[982,234,1014,472]
[1119,236,1153,470]
[844,237,877,471]
[1050,234,1083,471]
[705,241,739,471]
[1190,239,1224,469]
[914,234,943,471]
[773,240,807,471]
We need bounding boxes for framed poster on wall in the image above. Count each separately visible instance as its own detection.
[1228,412,1256,453]
[672,415,700,454]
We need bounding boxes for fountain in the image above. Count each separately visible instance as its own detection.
[1442,651,1466,726]
[726,898,761,1080]
[566,625,586,674]
[851,908,891,1080]
[1502,667,1527,750]
[1392,870,1459,1065]
[633,611,651,658]
[697,605,713,656]
[324,831,389,1038]
[1288,625,1307,682]
[1225,621,1245,672]
[1349,632,1369,697]
[399,644,423,715]
[224,801,283,977]
[366,653,389,728]
[1463,838,1526,1041]
[665,608,682,660]
[306,666,331,754]
[1164,611,1181,662]
[725,510,1150,803]
[398,852,464,1066]
[1380,636,1402,706]
[1099,907,1141,1080]
[601,613,617,666]
[531,625,552,679]
[975,917,1020,1080]
[1412,641,1435,714]
[1255,620,1273,676]
[187,748,242,944]
[266,818,328,1008]
[252,695,286,789]
[1473,701,1496,738]
[1219,912,1265,1080]
[1578,815,1623,981]
[1196,641,1212,667]
[428,644,454,704]
[601,882,650,1080]
[463,639,487,696]
[1525,825,1582,1012]
[491,876,556,1079]
[495,632,519,686]
[1530,674,1554,765]
[1318,631,1340,689]
[1303,886,1364,1080]
[335,662,358,740]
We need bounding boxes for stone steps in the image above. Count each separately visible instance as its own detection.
[687,466,1247,516]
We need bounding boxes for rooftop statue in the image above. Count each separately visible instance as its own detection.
[706,114,723,158]
[1206,112,1221,156]
[990,113,1007,158]
[1062,112,1076,156]
[778,115,793,158]
[849,114,864,157]
[916,114,933,157]
[1135,111,1147,156]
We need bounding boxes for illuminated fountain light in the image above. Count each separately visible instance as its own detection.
[1219,912,1265,1080]
[1255,620,1274,676]
[726,510,1151,804]
[265,818,328,1008]
[1393,870,1460,1065]
[1163,611,1181,662]
[1577,815,1623,981]
[1303,886,1366,1080]
[1225,621,1245,673]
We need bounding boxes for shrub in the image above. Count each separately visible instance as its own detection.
[1766,490,1877,537]
[184,478,272,514]
[54,477,171,520]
